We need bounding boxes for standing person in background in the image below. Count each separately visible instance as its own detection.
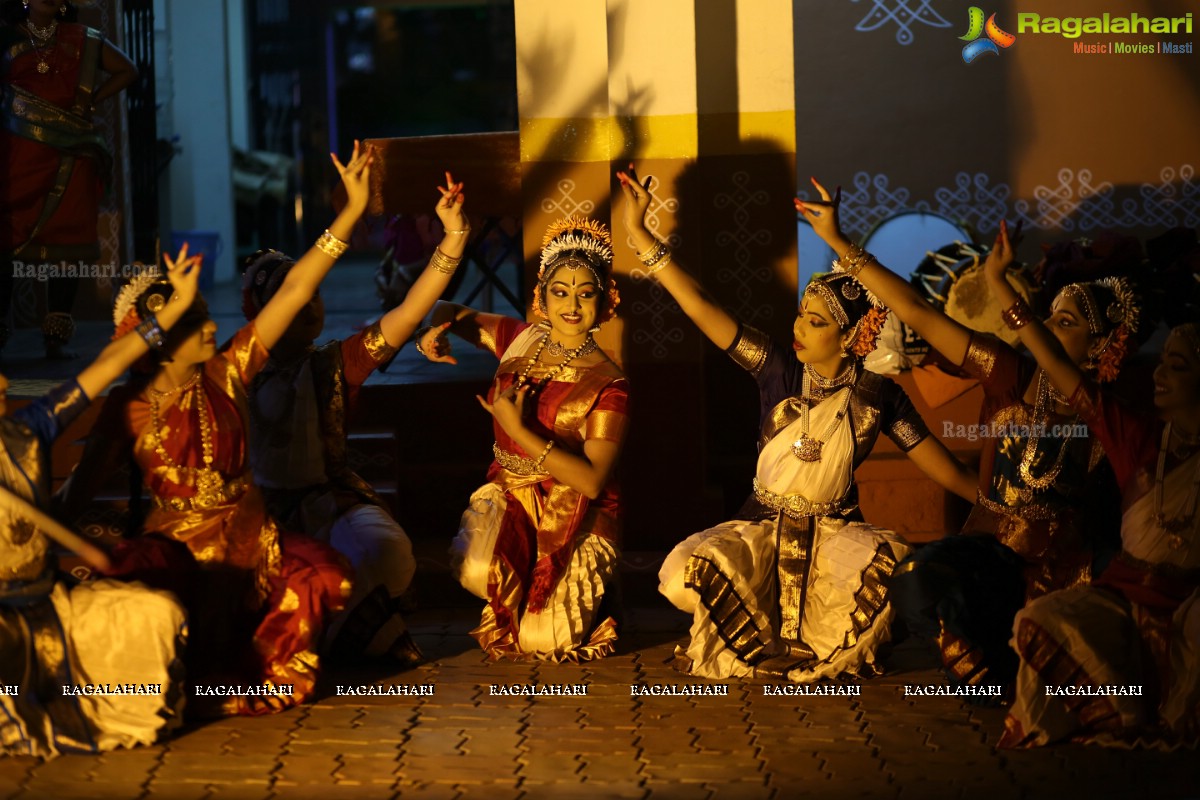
[0,0,137,358]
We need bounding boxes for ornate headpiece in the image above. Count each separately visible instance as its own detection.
[533,215,620,324]
[803,272,890,358]
[112,266,171,340]
[1058,276,1142,383]
[240,249,295,320]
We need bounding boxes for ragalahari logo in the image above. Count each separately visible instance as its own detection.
[960,7,1016,62]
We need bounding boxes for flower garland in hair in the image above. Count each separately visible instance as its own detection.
[852,306,890,356]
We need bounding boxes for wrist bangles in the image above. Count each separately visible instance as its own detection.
[413,325,433,356]
[316,229,349,259]
[429,247,462,275]
[832,243,876,278]
[1002,296,1033,330]
[638,239,672,277]
[136,314,165,349]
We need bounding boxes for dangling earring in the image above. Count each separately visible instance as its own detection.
[23,0,30,10]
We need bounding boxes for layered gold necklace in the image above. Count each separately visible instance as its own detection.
[148,370,225,507]
[1016,370,1077,497]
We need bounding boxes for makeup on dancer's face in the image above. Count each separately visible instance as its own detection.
[545,266,600,336]
[1045,293,1091,366]
[1153,333,1200,410]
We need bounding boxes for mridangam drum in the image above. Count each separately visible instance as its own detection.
[913,241,1036,348]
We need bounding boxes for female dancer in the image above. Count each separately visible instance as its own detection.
[418,215,627,662]
[1,248,197,757]
[982,234,1198,747]
[1,0,138,357]
[624,168,978,682]
[61,142,374,715]
[797,182,1136,692]
[240,172,468,664]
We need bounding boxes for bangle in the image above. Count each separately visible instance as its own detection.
[413,325,433,356]
[645,251,673,278]
[1002,296,1033,330]
[637,239,669,268]
[832,243,875,278]
[534,439,555,470]
[443,227,471,236]
[316,229,349,259]
[429,247,462,275]
[135,314,164,349]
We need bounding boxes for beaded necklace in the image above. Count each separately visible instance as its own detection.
[513,332,596,393]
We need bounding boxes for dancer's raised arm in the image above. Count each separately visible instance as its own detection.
[796,178,972,366]
[75,246,202,399]
[378,172,468,348]
[617,165,739,350]
[982,221,1083,399]
[253,141,372,350]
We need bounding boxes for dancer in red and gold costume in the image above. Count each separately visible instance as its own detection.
[418,216,627,662]
[62,143,376,716]
[1,0,137,357]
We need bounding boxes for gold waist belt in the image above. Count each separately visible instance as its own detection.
[753,478,842,520]
[153,474,249,512]
[492,442,549,477]
[976,492,1059,521]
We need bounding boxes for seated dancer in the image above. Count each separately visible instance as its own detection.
[631,168,978,682]
[240,171,469,664]
[987,249,1198,747]
[60,142,375,716]
[417,215,628,661]
[798,183,1134,693]
[1,248,199,757]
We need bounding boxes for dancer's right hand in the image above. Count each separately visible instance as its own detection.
[332,139,373,214]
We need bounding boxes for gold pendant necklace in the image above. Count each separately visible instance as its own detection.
[791,367,854,462]
[24,21,56,74]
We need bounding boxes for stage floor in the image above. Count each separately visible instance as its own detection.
[1,597,1194,800]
